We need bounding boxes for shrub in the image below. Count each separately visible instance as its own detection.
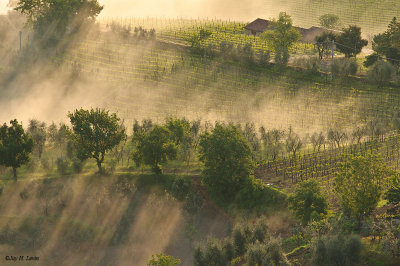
[56,157,69,175]
[263,238,290,266]
[246,242,266,266]
[148,253,180,266]
[331,58,358,78]
[171,177,190,200]
[222,239,234,262]
[233,226,247,256]
[203,238,226,266]
[252,219,268,243]
[312,238,327,266]
[294,56,320,73]
[367,60,396,87]
[72,158,84,173]
[194,246,205,266]
[258,50,271,67]
[312,235,362,266]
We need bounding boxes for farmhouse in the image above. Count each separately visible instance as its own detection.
[245,18,328,44]
[244,18,271,35]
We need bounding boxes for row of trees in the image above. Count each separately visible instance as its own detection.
[2,110,397,181]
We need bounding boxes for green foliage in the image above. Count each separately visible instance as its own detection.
[384,174,400,204]
[315,31,336,60]
[319,14,340,29]
[166,117,190,146]
[312,235,362,266]
[199,123,254,202]
[262,12,301,66]
[288,179,328,225]
[132,125,177,174]
[15,0,103,46]
[27,119,46,159]
[56,157,69,175]
[233,226,247,257]
[334,153,392,225]
[170,177,191,200]
[336,25,368,58]
[235,177,286,212]
[331,58,358,78]
[203,238,227,266]
[148,253,181,266]
[68,108,126,174]
[367,59,397,87]
[0,119,34,181]
[372,17,400,67]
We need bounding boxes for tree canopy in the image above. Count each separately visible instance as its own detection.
[262,12,301,65]
[198,123,254,201]
[319,14,340,30]
[15,0,103,45]
[334,152,392,226]
[0,119,34,181]
[132,125,177,174]
[336,25,368,58]
[68,108,126,174]
[365,17,400,68]
[288,179,328,225]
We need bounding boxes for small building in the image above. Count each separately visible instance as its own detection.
[244,18,271,36]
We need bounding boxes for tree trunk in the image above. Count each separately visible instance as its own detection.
[13,167,17,182]
[97,160,102,174]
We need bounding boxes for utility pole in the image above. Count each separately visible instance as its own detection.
[330,39,334,79]
[19,31,22,55]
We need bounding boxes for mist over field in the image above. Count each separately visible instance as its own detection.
[1,1,400,265]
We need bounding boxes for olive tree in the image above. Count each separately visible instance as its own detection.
[68,108,126,174]
[0,119,34,181]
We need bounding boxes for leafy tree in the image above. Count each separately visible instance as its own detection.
[132,125,177,174]
[262,12,301,65]
[334,153,392,227]
[327,128,347,148]
[68,108,126,174]
[336,25,368,58]
[311,132,325,152]
[0,119,34,181]
[285,126,302,158]
[165,117,190,145]
[371,17,400,68]
[198,123,254,202]
[47,122,58,144]
[260,127,285,161]
[148,253,180,266]
[288,179,328,225]
[15,0,103,45]
[385,174,400,204]
[315,31,336,60]
[319,14,340,29]
[27,119,46,159]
